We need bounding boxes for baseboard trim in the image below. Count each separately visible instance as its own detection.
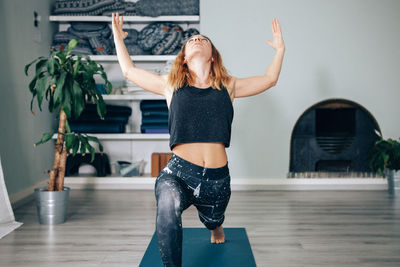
[62,177,387,190]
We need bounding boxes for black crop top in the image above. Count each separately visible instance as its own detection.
[168,84,234,150]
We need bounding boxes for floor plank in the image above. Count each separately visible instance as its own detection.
[1,190,400,267]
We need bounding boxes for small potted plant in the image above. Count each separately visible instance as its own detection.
[367,130,400,195]
[24,39,112,224]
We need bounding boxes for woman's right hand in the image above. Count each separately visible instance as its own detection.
[112,12,128,41]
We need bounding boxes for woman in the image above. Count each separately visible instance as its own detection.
[112,12,285,267]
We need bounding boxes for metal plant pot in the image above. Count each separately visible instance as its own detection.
[34,186,70,225]
[385,169,400,195]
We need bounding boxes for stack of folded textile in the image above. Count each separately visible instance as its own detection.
[140,100,169,133]
[51,22,113,55]
[123,22,199,55]
[51,30,93,54]
[135,0,199,17]
[137,22,197,55]
[51,0,199,17]
[51,21,200,55]
[67,103,132,133]
[52,0,136,16]
[122,28,151,55]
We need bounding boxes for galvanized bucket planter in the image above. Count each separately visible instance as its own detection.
[385,169,400,195]
[34,186,70,225]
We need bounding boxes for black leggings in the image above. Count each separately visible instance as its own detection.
[154,153,231,267]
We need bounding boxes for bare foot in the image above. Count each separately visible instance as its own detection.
[210,225,225,244]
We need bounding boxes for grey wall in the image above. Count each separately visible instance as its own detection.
[1,0,399,197]
[0,0,56,196]
[201,0,400,178]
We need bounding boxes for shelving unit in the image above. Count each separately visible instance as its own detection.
[50,12,200,184]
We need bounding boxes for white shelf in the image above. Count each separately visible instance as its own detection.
[49,15,200,23]
[52,133,169,140]
[78,55,176,62]
[102,94,165,100]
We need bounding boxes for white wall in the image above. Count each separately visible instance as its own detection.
[200,0,400,178]
[0,0,56,196]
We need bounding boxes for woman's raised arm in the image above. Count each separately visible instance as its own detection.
[112,12,167,96]
[233,18,285,98]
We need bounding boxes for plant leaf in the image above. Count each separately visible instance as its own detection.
[72,80,85,118]
[73,56,81,77]
[34,131,55,146]
[28,77,37,94]
[47,53,55,76]
[79,135,88,155]
[30,90,37,113]
[48,89,54,112]
[62,83,72,118]
[35,58,48,74]
[53,71,67,107]
[65,133,75,152]
[72,134,79,156]
[24,57,42,76]
[66,38,78,55]
[86,142,95,163]
[35,75,48,111]
[106,81,112,94]
[65,119,71,133]
[87,135,103,152]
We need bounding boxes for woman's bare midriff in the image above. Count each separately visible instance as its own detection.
[165,80,234,169]
[171,142,228,168]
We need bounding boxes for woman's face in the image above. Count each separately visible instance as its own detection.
[184,34,212,62]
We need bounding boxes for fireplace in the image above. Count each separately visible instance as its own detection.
[288,99,381,178]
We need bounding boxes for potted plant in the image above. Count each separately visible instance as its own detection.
[24,39,112,224]
[367,130,400,195]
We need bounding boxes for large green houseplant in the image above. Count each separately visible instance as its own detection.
[24,39,112,224]
[367,130,400,194]
[25,38,112,191]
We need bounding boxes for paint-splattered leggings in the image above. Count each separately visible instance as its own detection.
[154,153,231,267]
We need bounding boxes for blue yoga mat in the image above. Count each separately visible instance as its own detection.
[139,227,256,267]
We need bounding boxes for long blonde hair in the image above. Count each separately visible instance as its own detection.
[167,34,231,91]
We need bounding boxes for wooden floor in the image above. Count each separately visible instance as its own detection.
[1,189,400,267]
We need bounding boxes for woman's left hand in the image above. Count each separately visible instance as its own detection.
[267,18,285,52]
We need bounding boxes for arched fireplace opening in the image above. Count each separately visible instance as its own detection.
[288,99,382,178]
